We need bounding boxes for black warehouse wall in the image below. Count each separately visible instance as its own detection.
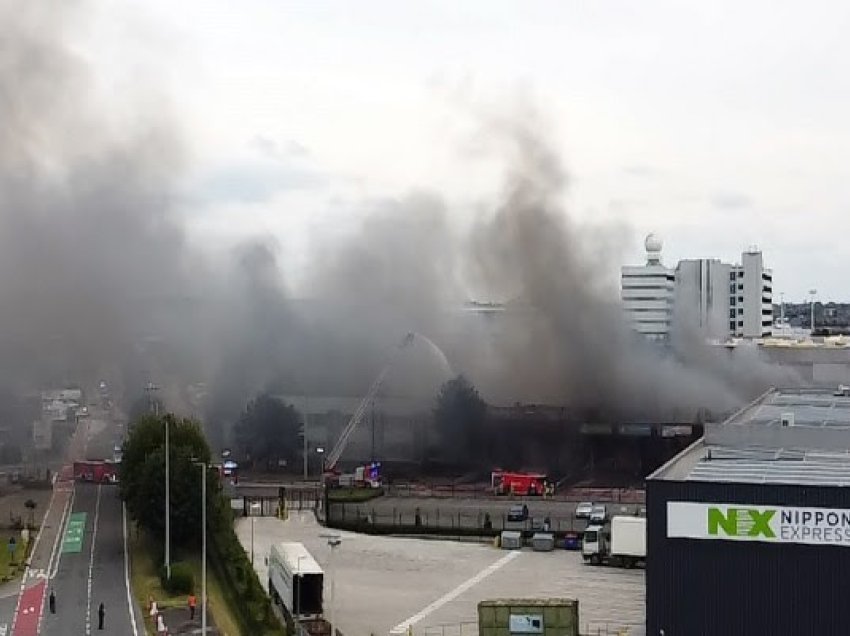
[647,479,850,636]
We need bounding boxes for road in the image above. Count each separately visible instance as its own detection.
[2,409,143,636]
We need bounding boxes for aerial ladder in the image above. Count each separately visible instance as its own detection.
[323,332,415,476]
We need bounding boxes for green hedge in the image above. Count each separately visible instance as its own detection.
[210,495,285,636]
[161,561,194,594]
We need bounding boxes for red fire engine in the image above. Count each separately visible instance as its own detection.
[491,470,548,496]
[73,460,119,484]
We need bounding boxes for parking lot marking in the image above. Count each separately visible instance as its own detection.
[389,550,521,634]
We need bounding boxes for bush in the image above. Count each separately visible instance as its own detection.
[160,561,194,594]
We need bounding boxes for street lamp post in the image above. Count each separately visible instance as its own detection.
[810,289,818,335]
[319,534,341,635]
[250,502,261,565]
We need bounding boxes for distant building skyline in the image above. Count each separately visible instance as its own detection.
[621,236,773,341]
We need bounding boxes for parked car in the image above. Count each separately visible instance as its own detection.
[589,504,608,524]
[575,502,594,519]
[507,504,529,522]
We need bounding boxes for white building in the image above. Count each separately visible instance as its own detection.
[621,234,676,341]
[734,248,773,338]
[674,258,733,340]
[623,240,774,341]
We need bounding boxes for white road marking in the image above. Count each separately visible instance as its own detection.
[85,484,103,636]
[123,503,139,636]
[48,486,75,579]
[389,550,522,634]
[26,482,73,635]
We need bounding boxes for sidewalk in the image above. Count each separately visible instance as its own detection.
[156,605,219,635]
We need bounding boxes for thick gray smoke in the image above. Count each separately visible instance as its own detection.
[0,1,800,446]
[0,1,195,393]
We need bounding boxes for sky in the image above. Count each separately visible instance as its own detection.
[78,0,850,301]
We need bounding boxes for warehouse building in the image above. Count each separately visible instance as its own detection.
[647,387,850,635]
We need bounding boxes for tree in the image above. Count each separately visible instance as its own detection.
[119,413,220,546]
[433,375,488,463]
[233,394,301,471]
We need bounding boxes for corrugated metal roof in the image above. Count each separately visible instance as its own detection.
[653,388,850,485]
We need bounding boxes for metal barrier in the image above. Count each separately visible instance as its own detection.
[582,621,646,635]
[420,621,478,635]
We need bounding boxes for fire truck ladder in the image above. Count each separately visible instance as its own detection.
[323,332,415,472]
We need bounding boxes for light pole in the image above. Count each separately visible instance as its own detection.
[147,382,169,580]
[193,460,208,635]
[250,502,261,565]
[302,395,310,480]
[320,533,341,635]
[809,289,818,335]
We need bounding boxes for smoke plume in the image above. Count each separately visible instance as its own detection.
[0,1,801,446]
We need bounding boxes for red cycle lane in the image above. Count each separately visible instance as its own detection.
[12,581,45,636]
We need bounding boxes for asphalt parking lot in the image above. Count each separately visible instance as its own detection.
[236,512,645,636]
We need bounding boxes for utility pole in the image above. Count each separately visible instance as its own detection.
[302,395,309,480]
[810,289,818,335]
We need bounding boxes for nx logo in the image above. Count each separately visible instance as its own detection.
[707,507,776,538]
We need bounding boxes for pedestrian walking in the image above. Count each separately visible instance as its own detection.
[98,602,105,630]
[48,589,55,613]
[188,593,197,620]
[156,612,167,634]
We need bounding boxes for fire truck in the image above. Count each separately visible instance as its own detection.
[491,470,549,496]
[73,460,119,484]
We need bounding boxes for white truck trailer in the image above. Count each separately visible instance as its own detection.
[268,542,325,619]
[582,515,646,568]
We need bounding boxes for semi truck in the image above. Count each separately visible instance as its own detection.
[268,542,331,634]
[582,515,646,568]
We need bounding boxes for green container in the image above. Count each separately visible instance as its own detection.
[478,598,579,636]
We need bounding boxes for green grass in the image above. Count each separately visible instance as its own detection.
[0,535,31,583]
[128,527,243,636]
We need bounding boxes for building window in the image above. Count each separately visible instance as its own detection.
[738,296,743,303]
[729,272,736,281]
[738,308,744,315]
[729,321,736,331]
[738,320,744,327]
[737,284,744,291]
[729,284,736,294]
[729,309,735,319]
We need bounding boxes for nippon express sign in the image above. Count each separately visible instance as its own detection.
[668,502,850,546]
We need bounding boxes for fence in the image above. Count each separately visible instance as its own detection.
[415,621,644,636]
[325,503,615,536]
[386,484,645,504]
